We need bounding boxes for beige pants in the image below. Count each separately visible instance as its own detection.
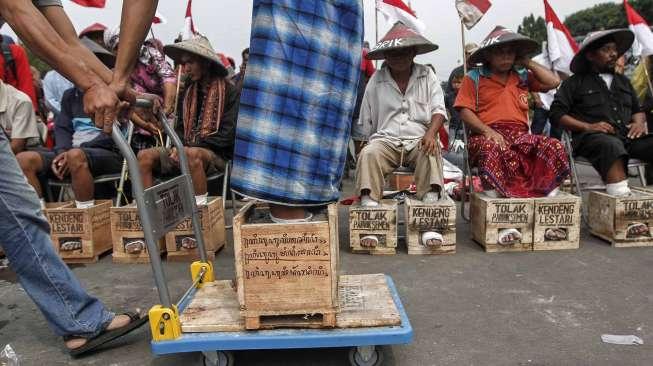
[355,139,444,201]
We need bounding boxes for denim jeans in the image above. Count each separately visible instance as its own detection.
[0,130,113,338]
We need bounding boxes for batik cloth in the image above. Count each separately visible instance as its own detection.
[231,0,364,205]
[468,123,570,198]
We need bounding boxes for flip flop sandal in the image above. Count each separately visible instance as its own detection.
[498,228,522,246]
[627,223,649,238]
[421,231,444,247]
[360,235,378,248]
[544,228,568,241]
[67,311,148,357]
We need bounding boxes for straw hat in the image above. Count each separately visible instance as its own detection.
[163,36,228,77]
[366,22,438,60]
[468,26,539,65]
[79,23,106,39]
[80,37,115,68]
[569,29,634,74]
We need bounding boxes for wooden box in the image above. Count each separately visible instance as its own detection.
[404,197,456,255]
[388,173,414,191]
[44,200,113,263]
[233,203,339,330]
[588,189,653,248]
[165,197,225,261]
[110,203,165,263]
[349,200,398,255]
[470,193,534,252]
[532,193,581,251]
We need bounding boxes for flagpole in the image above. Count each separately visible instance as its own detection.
[375,0,379,68]
[461,20,467,74]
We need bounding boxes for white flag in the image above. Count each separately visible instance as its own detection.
[376,0,426,35]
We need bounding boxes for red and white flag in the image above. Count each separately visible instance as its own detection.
[624,0,653,57]
[544,0,578,75]
[181,0,198,40]
[456,0,491,30]
[153,11,167,25]
[70,0,105,8]
[376,0,426,35]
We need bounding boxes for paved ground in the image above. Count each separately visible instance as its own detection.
[2,164,653,365]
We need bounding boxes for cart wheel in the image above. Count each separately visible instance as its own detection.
[348,346,383,366]
[201,350,234,366]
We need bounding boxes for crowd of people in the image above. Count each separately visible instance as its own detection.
[0,0,652,359]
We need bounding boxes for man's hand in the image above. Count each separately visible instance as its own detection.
[515,56,532,69]
[83,83,122,134]
[420,132,439,156]
[585,121,615,134]
[51,153,69,180]
[483,129,508,149]
[627,121,647,140]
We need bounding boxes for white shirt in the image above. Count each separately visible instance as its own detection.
[358,63,447,150]
[599,73,614,90]
[0,81,40,146]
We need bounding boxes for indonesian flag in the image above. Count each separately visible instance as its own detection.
[70,0,105,8]
[181,0,197,40]
[544,0,578,75]
[153,12,167,25]
[456,0,492,30]
[624,0,653,57]
[376,0,426,35]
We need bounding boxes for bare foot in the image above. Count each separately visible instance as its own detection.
[360,235,378,248]
[498,228,522,246]
[544,228,567,241]
[627,223,650,238]
[124,240,145,254]
[65,314,132,350]
[421,231,444,248]
[181,236,197,249]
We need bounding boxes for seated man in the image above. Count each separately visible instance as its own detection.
[17,38,121,214]
[138,36,237,249]
[551,29,652,237]
[0,78,41,153]
[356,22,447,248]
[454,26,570,244]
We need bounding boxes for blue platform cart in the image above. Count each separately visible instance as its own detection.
[111,101,413,366]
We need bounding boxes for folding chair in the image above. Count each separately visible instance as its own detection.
[206,159,236,226]
[459,123,477,222]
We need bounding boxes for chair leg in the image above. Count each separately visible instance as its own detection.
[221,162,230,211]
[637,165,647,187]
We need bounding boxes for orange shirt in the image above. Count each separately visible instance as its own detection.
[454,69,542,127]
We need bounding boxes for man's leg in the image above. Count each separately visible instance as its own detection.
[355,140,400,203]
[574,133,630,195]
[66,148,95,203]
[185,147,226,206]
[137,147,164,189]
[17,151,50,197]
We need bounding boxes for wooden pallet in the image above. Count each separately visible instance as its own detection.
[470,193,534,252]
[349,200,398,255]
[532,193,581,251]
[180,274,401,332]
[404,197,456,255]
[588,189,653,248]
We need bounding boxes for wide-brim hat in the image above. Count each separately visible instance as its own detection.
[79,22,107,38]
[366,21,438,60]
[80,37,115,68]
[163,36,228,77]
[569,29,634,74]
[468,26,539,65]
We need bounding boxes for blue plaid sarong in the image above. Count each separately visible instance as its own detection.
[231,0,364,206]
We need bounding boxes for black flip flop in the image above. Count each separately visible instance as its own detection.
[67,311,149,357]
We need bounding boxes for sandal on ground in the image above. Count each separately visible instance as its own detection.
[421,231,444,248]
[360,235,378,248]
[66,311,148,357]
[627,223,650,238]
[497,228,522,246]
[544,228,568,241]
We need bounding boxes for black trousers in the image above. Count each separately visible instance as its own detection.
[573,132,653,181]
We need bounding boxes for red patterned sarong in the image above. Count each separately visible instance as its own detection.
[468,122,570,198]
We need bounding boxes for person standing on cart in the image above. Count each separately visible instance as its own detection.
[136,36,238,227]
[0,0,159,356]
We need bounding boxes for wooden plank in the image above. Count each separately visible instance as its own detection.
[589,189,653,247]
[470,193,534,252]
[349,199,398,255]
[180,274,401,333]
[233,203,339,323]
[532,193,581,251]
[110,204,165,263]
[45,200,113,262]
[404,197,456,255]
[164,197,225,261]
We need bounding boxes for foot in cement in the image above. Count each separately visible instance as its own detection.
[544,228,568,241]
[421,231,444,248]
[497,228,522,246]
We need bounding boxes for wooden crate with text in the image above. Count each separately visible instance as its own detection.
[44,200,112,263]
[233,202,339,330]
[349,200,398,255]
[404,197,456,255]
[110,203,165,263]
[588,189,653,248]
[388,173,414,191]
[471,193,534,253]
[165,197,225,261]
[532,193,581,251]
